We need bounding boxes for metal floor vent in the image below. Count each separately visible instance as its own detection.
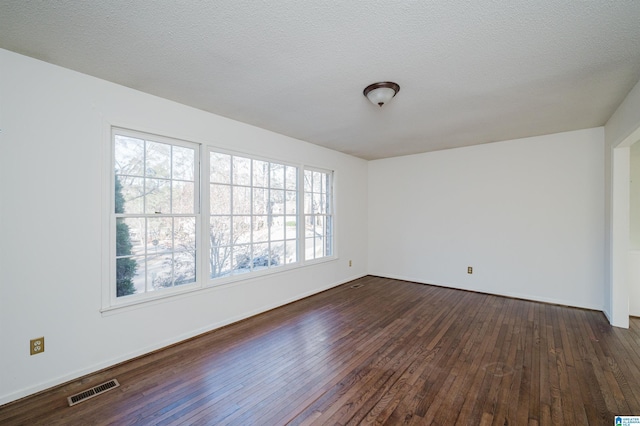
[67,379,120,407]
[350,283,365,289]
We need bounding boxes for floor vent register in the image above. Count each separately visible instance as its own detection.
[67,379,120,407]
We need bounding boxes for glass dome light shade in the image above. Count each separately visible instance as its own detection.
[363,82,400,107]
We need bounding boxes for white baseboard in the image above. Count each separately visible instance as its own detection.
[370,272,603,312]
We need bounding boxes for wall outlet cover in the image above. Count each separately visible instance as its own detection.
[30,337,45,355]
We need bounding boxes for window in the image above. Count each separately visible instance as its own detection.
[108,127,335,306]
[304,168,333,260]
[113,129,199,299]
[209,151,298,278]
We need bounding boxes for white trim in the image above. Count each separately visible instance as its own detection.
[101,119,113,311]
[303,167,335,261]
[106,127,202,309]
[199,143,209,297]
[610,143,637,328]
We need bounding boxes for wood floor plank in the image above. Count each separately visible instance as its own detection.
[1,276,639,425]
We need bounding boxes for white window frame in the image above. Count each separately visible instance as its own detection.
[102,126,337,311]
[303,167,334,262]
[107,127,202,308]
[207,147,300,284]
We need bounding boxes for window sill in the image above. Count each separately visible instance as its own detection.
[205,255,337,288]
[101,256,338,316]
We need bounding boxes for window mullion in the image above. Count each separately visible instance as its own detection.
[229,155,235,274]
[142,140,148,294]
[250,160,255,273]
[199,146,207,285]
[265,162,269,269]
[299,166,305,263]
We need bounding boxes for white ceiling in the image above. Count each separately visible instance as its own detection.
[2,1,640,160]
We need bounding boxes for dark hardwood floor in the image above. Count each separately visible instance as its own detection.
[2,276,639,425]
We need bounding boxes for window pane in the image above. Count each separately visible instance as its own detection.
[172,180,194,214]
[270,163,285,189]
[270,189,285,214]
[210,152,231,184]
[314,236,324,258]
[314,216,325,236]
[233,156,251,186]
[252,243,270,270]
[116,176,144,214]
[271,241,285,267]
[253,188,268,214]
[285,216,297,240]
[210,246,232,278]
[145,178,170,214]
[233,186,251,214]
[210,216,231,246]
[253,216,269,243]
[304,192,312,215]
[285,166,297,190]
[233,244,251,273]
[305,237,315,260]
[149,254,173,290]
[304,170,313,192]
[115,136,144,176]
[285,190,297,214]
[117,218,145,256]
[146,141,171,179]
[313,171,322,193]
[325,216,333,256]
[270,215,285,241]
[147,217,173,254]
[233,216,251,244]
[116,256,141,297]
[130,256,146,294]
[174,217,195,251]
[253,160,269,188]
[305,216,316,238]
[313,193,323,214]
[172,146,194,181]
[285,240,297,264]
[210,184,231,215]
[174,251,196,285]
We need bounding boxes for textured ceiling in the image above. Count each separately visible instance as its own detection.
[2,1,640,160]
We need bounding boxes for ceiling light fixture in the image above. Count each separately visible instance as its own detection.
[363,81,400,107]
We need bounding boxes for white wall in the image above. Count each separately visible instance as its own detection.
[368,128,605,310]
[0,49,368,405]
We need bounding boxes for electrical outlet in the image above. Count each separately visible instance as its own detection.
[30,337,45,355]
[349,260,352,267]
[467,266,473,274]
